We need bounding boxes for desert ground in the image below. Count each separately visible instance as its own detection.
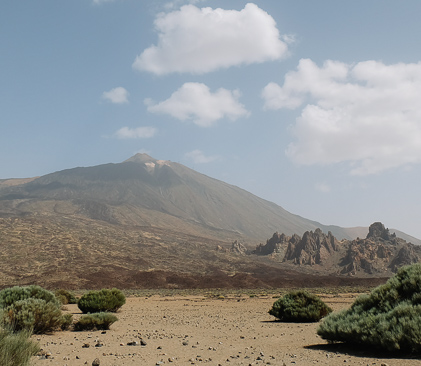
[31,291,421,366]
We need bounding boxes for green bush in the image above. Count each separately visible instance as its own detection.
[0,285,59,308]
[2,298,67,334]
[55,289,77,305]
[74,312,118,331]
[0,286,70,334]
[0,326,40,366]
[77,288,125,314]
[269,290,332,322]
[60,313,73,331]
[318,264,421,352]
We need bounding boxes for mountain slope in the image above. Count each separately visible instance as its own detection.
[0,154,363,243]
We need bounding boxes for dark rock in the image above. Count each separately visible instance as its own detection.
[390,244,419,272]
[367,222,394,241]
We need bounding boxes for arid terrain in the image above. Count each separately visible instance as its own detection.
[32,291,421,366]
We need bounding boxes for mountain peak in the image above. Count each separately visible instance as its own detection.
[123,153,157,164]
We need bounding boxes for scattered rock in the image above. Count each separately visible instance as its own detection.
[92,358,100,366]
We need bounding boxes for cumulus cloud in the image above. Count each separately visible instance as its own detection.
[115,126,157,139]
[185,150,219,164]
[145,82,249,127]
[133,3,289,75]
[102,87,129,104]
[262,59,421,175]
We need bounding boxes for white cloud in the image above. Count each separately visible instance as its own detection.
[115,126,157,139]
[102,87,129,104]
[185,150,219,164]
[262,59,421,175]
[133,3,289,75]
[145,82,249,127]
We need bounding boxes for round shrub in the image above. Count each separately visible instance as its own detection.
[77,288,125,314]
[318,263,421,352]
[0,285,59,308]
[269,290,332,322]
[2,298,66,334]
[74,312,118,331]
[55,289,77,305]
[0,286,69,334]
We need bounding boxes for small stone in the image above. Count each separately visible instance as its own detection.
[140,339,147,346]
[82,343,90,348]
[92,358,100,366]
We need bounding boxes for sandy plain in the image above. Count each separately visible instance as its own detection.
[31,292,421,366]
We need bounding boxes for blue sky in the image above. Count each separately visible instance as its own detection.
[2,1,421,238]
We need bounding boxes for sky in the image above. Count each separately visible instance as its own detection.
[2,1,421,238]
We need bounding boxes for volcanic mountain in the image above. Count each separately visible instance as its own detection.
[0,154,384,241]
[0,154,418,289]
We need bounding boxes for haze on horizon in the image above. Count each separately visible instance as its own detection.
[1,1,421,238]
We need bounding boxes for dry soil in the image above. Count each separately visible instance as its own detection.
[31,293,420,366]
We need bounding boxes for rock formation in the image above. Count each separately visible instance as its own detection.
[229,240,248,255]
[253,222,421,276]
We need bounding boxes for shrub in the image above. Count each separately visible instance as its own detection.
[269,290,332,322]
[55,289,77,305]
[0,286,70,334]
[60,313,73,331]
[318,263,421,352]
[77,288,125,314]
[74,312,118,331]
[0,326,40,366]
[2,298,66,334]
[0,285,59,308]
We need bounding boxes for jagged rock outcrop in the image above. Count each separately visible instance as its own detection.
[229,240,248,255]
[253,232,291,258]
[253,222,421,276]
[389,244,419,272]
[253,229,340,265]
[284,229,340,265]
[341,223,404,275]
[367,222,396,241]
